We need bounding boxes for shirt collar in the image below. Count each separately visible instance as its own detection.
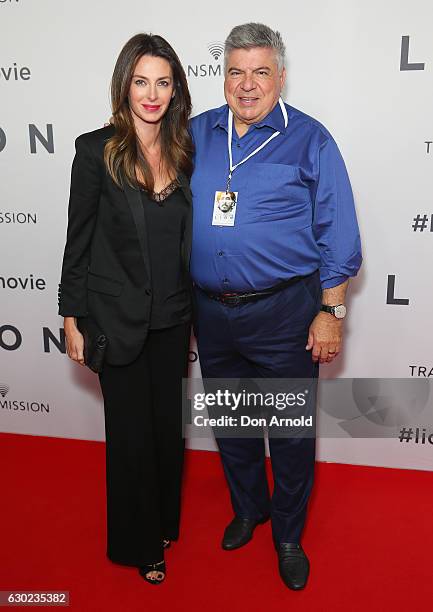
[211,105,229,130]
[212,100,287,133]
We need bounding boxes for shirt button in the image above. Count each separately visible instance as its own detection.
[236,143,241,148]
[218,251,224,256]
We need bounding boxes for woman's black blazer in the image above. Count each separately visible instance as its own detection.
[58,125,193,366]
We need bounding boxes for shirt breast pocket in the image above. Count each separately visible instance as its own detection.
[246,162,312,229]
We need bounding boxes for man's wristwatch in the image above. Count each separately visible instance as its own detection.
[320,304,347,319]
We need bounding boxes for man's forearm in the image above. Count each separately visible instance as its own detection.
[321,280,349,305]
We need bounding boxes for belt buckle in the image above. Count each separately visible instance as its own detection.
[221,292,240,306]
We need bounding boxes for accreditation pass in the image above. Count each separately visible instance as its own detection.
[212,191,238,227]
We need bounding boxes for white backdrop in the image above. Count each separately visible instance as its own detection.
[1,0,432,470]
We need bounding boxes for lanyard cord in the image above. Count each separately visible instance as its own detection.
[227,97,288,185]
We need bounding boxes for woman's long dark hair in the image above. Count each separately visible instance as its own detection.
[104,33,193,192]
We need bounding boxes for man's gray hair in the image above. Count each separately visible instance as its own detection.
[224,23,286,72]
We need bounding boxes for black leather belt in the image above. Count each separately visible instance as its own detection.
[198,275,308,307]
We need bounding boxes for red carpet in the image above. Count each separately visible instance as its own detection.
[1,432,432,611]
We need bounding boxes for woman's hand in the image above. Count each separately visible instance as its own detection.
[64,317,85,366]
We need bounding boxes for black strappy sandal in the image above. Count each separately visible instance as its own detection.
[138,560,166,585]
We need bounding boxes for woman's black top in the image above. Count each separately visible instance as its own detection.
[140,182,191,330]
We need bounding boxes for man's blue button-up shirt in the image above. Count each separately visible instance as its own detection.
[190,101,362,293]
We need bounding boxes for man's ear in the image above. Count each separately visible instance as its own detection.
[280,66,286,90]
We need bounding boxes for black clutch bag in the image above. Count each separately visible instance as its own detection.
[76,316,108,373]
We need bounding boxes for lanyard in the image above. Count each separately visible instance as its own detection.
[226,97,288,191]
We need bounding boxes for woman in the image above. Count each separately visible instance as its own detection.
[58,33,194,584]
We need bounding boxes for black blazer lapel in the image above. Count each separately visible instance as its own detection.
[178,173,192,205]
[178,173,193,269]
[123,182,152,284]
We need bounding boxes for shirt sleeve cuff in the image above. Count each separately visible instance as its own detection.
[320,274,349,290]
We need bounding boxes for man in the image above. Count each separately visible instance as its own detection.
[189,23,361,590]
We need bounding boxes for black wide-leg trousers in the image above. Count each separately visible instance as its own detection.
[98,322,190,566]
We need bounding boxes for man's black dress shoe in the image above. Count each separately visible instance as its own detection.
[277,543,310,590]
[222,516,268,550]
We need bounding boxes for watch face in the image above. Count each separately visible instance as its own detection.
[334,304,347,319]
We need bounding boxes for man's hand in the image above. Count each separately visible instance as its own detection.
[64,317,85,366]
[306,312,343,364]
